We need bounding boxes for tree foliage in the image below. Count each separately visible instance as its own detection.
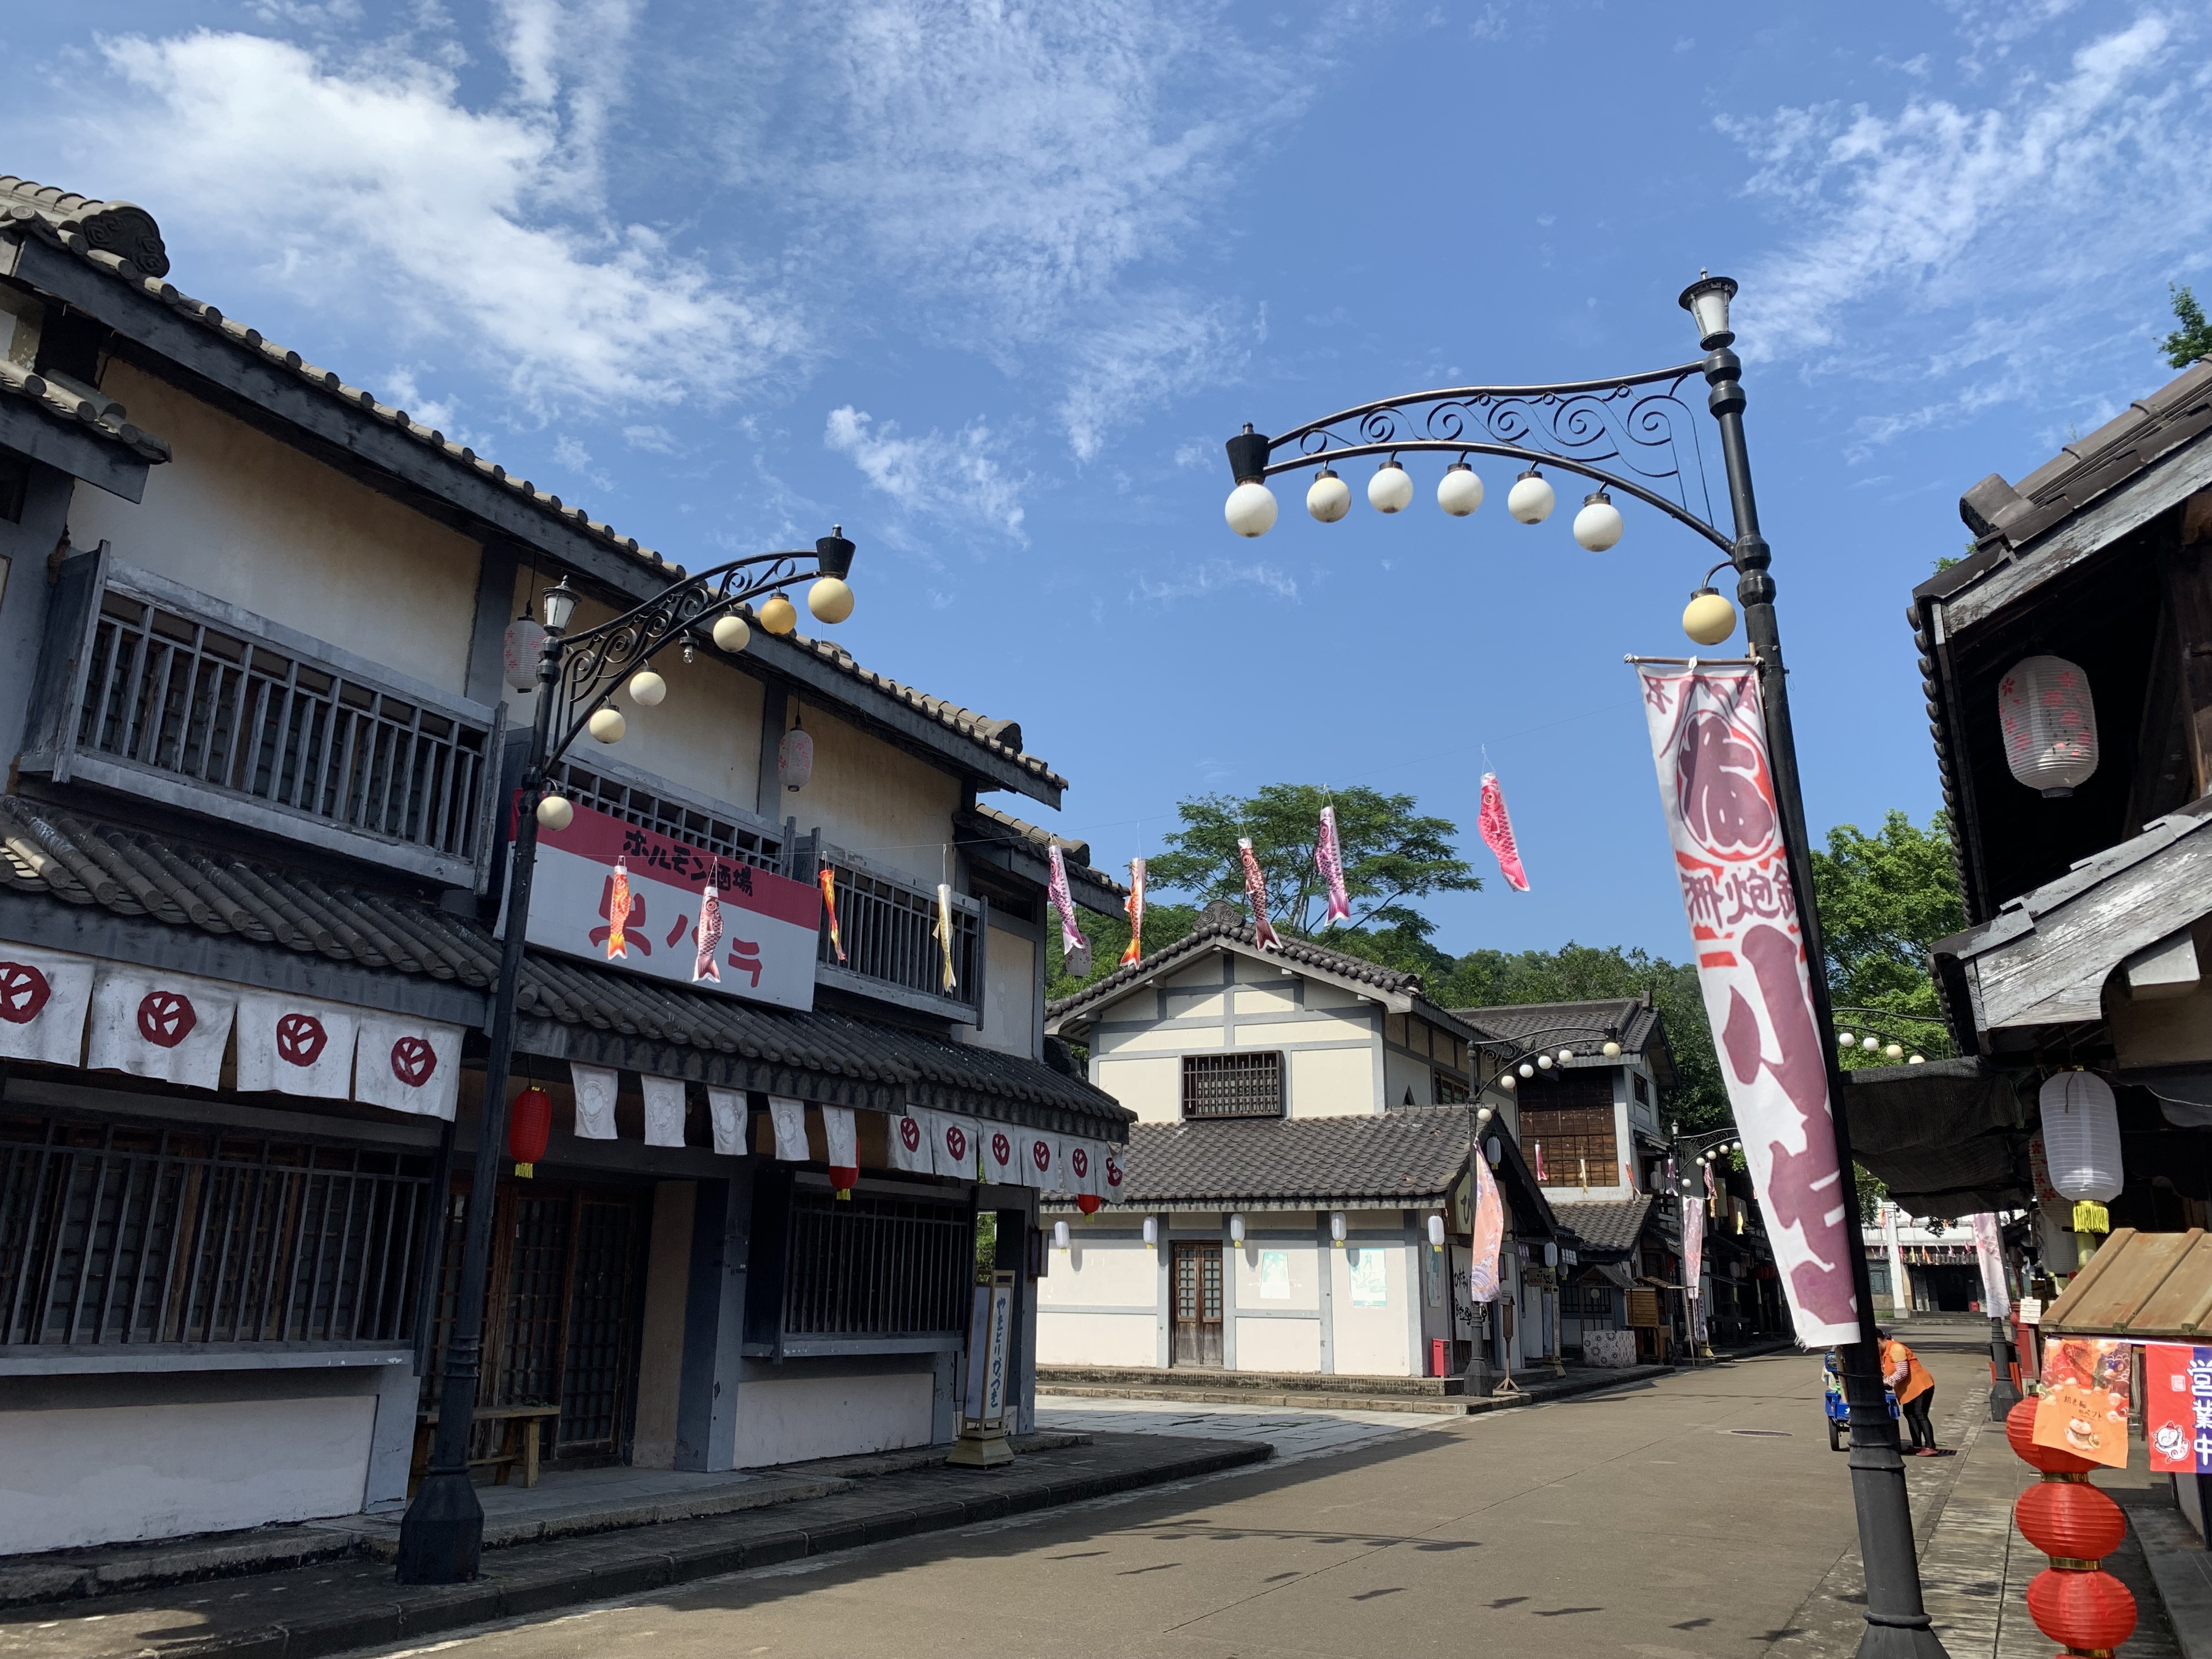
[2162,283,2212,370]
[1143,783,1480,939]
[1807,810,1964,1066]
[1045,899,1200,1003]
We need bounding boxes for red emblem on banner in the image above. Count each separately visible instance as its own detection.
[944,1124,968,1161]
[1105,1155,1124,1191]
[899,1115,923,1153]
[1031,1138,1051,1173]
[389,1036,438,1088]
[137,991,196,1049]
[275,1013,328,1067]
[991,1131,1011,1167]
[1070,1147,1089,1180]
[0,962,52,1025]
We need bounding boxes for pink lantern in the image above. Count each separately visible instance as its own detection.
[503,614,548,692]
[1997,654,2097,797]
[778,725,814,792]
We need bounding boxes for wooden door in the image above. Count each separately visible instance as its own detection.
[1171,1241,1223,1368]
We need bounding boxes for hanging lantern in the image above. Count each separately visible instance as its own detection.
[2015,1481,2126,1562]
[1329,1211,1347,1248]
[778,724,814,792]
[1076,1193,1102,1215]
[2007,1397,2135,1655]
[2025,1569,2136,1654]
[503,615,548,692]
[509,1086,552,1177]
[1142,1216,1159,1249]
[1426,1214,1446,1250]
[1229,1213,1246,1244]
[1053,1220,1070,1250]
[1998,654,2098,797]
[2039,1072,2122,1203]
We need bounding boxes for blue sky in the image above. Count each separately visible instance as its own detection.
[8,2,2210,960]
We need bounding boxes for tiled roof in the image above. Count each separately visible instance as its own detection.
[1046,918,1434,1024]
[0,176,1062,794]
[1549,1194,1658,1256]
[1098,1110,1482,1207]
[0,795,1126,1134]
[1452,997,1659,1058]
[0,357,171,461]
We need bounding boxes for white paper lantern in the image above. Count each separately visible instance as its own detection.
[1484,1136,1503,1167]
[1999,654,2098,797]
[1329,1210,1347,1246]
[1426,1214,1446,1249]
[1229,1213,1246,1245]
[778,726,814,792]
[1053,1220,1070,1251]
[1142,1215,1159,1248]
[503,615,548,692]
[2039,1071,2122,1203]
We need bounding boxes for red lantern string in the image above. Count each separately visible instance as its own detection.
[2007,1398,2135,1657]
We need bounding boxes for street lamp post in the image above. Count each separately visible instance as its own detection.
[394,531,857,1585]
[1220,280,1945,1657]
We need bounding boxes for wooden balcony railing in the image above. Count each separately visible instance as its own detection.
[816,854,982,1018]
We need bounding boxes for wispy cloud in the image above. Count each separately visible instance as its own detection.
[1131,558,1299,603]
[823,405,1029,542]
[1060,292,1259,464]
[60,26,808,411]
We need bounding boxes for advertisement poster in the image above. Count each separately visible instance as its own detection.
[512,798,821,1010]
[2147,1344,2212,1475]
[2033,1335,2132,1469]
[1257,1250,1291,1301]
[1348,1249,1389,1307]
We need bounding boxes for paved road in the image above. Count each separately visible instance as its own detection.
[351,1343,1993,1659]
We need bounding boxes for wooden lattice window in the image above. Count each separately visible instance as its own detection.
[1182,1052,1284,1120]
[1520,1106,1617,1183]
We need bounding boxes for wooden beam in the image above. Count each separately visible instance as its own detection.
[2165,522,2212,798]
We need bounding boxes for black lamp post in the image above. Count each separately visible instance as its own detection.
[394,531,857,1585]
[1221,281,1946,1658]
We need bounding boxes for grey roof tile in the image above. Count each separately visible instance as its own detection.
[1451,997,1659,1058]
[0,359,171,461]
[1047,918,1438,1024]
[1549,1195,1659,1255]
[1104,1110,1481,1206]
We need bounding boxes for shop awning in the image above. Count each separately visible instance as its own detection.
[1841,1057,2034,1213]
[2043,1227,2212,1340]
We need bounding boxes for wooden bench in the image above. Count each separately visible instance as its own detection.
[409,1403,562,1496]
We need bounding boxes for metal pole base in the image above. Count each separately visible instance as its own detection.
[946,1427,1014,1468]
[394,1467,486,1584]
[1853,1621,1950,1658]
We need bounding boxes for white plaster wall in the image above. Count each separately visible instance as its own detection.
[69,363,482,694]
[1106,1025,1224,1056]
[976,923,1036,1058]
[1232,1236,1320,1311]
[1232,980,1297,1016]
[800,704,964,888]
[733,1368,934,1468]
[1036,1311,1158,1367]
[0,1395,374,1553]
[1290,1043,1374,1117]
[1330,1239,1414,1376]
[1383,1049,1434,1111]
[1040,1235,1158,1307]
[1092,1054,1180,1123]
[1236,1318,1322,1372]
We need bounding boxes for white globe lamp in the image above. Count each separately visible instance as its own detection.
[1225,481,1278,538]
[712,613,751,653]
[1506,468,1555,524]
[1368,460,1414,515]
[1572,489,1624,551]
[1437,462,1485,517]
[627,669,667,708]
[1306,468,1351,523]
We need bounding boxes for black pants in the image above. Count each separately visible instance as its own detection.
[1902,1390,1936,1448]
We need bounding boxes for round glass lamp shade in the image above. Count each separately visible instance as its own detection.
[627,669,667,707]
[808,576,855,624]
[535,793,575,831]
[1225,481,1278,537]
[1306,468,1351,523]
[1437,463,1485,517]
[1683,587,1737,646]
[711,613,751,653]
[758,592,798,635]
[1999,654,2098,797]
[1572,490,1624,551]
[587,706,626,744]
[1368,461,1414,514]
[1506,469,1555,524]
[2040,1071,2122,1202]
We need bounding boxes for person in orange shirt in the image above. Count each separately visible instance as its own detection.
[1879,1330,1939,1454]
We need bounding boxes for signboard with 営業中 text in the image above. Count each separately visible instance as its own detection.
[507,798,821,1011]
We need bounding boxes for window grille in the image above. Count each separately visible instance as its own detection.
[1632,1073,1650,1104]
[819,859,981,1009]
[1182,1051,1284,1120]
[1432,1073,1471,1104]
[69,575,496,870]
[545,757,782,872]
[0,1110,433,1348]
[781,1188,970,1339]
[1520,1107,1617,1182]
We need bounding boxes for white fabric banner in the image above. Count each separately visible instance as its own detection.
[1066,1139,1102,1199]
[642,1075,687,1148]
[572,1063,619,1140]
[234,990,359,1101]
[1970,1211,2012,1318]
[1635,663,1858,1346]
[1022,1130,1064,1192]
[708,1087,747,1156]
[932,1113,979,1180]
[889,1109,933,1173]
[88,967,236,1089]
[823,1105,857,1173]
[0,945,93,1065]
[1102,1145,1130,1204]
[769,1095,809,1162]
[979,1120,1021,1185]
[354,1014,463,1120]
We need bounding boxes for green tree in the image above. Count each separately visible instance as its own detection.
[1045,897,1202,1003]
[2162,283,2212,370]
[1808,810,1964,1067]
[1144,783,1480,939]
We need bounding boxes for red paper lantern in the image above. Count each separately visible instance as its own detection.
[2025,1567,2136,1652]
[2007,1398,2097,1474]
[829,1163,858,1201]
[1076,1193,1102,1215]
[509,1086,552,1177]
[2014,1480,2126,1563]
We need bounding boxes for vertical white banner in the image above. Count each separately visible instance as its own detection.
[708,1087,748,1156]
[1022,1130,1061,1191]
[572,1063,620,1139]
[642,1075,688,1148]
[354,1014,464,1120]
[769,1096,809,1162]
[88,968,236,1089]
[822,1105,857,1179]
[235,991,359,1100]
[1970,1211,2012,1318]
[933,1114,980,1180]
[980,1121,1020,1185]
[1635,663,1857,1346]
[889,1109,933,1173]
[0,946,93,1065]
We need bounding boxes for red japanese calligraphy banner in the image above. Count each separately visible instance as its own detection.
[1635,662,1858,1347]
[2146,1344,2212,1475]
[514,798,820,1011]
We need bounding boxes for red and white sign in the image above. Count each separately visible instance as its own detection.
[1022,1130,1063,1191]
[1635,663,1857,1346]
[769,1095,809,1161]
[516,800,821,1011]
[933,1113,980,1179]
[572,1063,619,1140]
[88,967,236,1088]
[980,1121,1020,1184]
[1102,1147,1128,1203]
[0,945,92,1065]
[890,1108,932,1173]
[354,1014,462,1120]
[235,991,358,1100]
[642,1075,687,1148]
[708,1087,748,1156]
[1066,1139,1101,1199]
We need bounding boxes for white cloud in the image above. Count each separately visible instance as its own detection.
[1725,16,2209,367]
[622,424,679,453]
[1060,292,1257,464]
[823,405,1029,542]
[66,29,807,410]
[1131,558,1299,603]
